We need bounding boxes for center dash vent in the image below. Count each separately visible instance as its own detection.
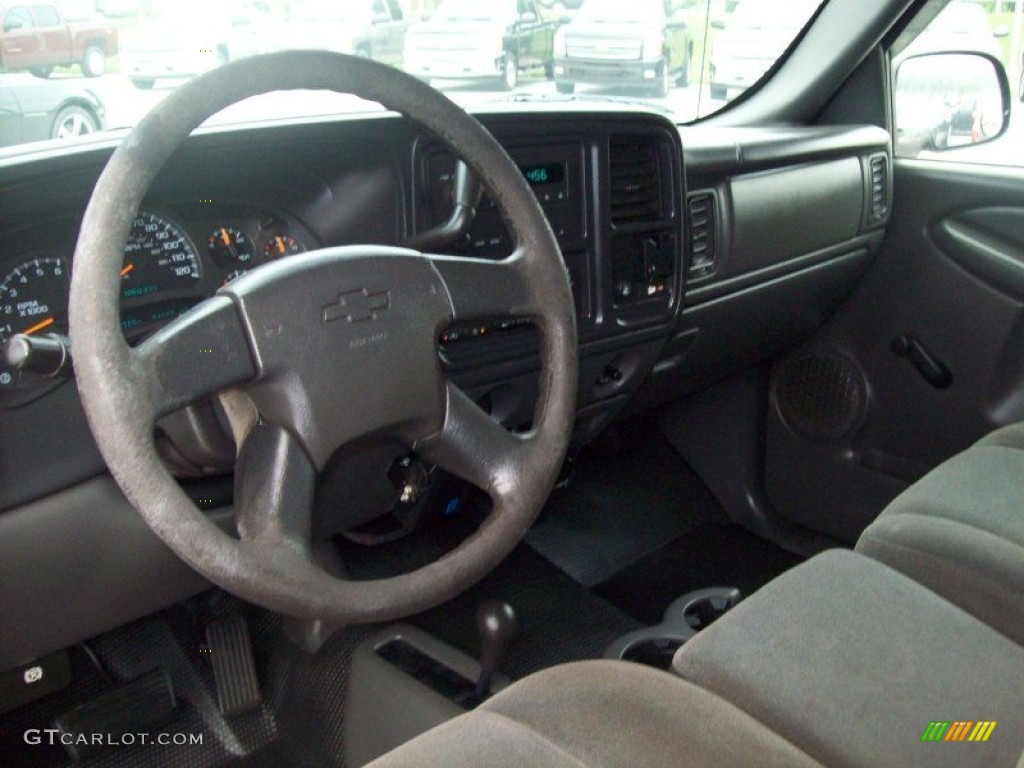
[609,136,664,226]
[868,154,890,224]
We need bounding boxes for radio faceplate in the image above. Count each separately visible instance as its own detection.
[420,142,589,319]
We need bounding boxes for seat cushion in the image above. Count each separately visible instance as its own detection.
[856,444,1024,646]
[673,550,1024,768]
[976,421,1024,450]
[367,660,824,768]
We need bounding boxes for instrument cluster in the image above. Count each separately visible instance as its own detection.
[0,203,313,406]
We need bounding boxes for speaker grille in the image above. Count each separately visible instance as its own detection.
[774,352,866,443]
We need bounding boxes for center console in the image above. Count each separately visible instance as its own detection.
[415,112,686,447]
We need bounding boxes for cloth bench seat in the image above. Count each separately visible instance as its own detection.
[856,423,1024,647]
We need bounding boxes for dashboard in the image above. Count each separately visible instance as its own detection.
[0,106,891,669]
[0,205,314,407]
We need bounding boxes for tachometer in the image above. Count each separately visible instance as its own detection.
[0,257,69,390]
[121,212,201,301]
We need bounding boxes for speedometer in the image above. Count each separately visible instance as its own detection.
[121,212,201,301]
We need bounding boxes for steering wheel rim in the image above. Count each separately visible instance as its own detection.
[69,51,578,623]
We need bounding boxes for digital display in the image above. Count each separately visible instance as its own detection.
[519,162,565,187]
[120,299,199,342]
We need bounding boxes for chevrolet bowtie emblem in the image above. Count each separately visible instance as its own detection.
[322,288,391,324]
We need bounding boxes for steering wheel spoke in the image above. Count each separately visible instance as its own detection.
[235,425,315,555]
[133,296,257,420]
[416,381,528,503]
[427,248,540,322]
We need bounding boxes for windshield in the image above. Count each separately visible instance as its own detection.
[0,0,827,154]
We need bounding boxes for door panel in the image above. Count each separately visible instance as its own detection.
[764,160,1024,543]
[931,209,1024,299]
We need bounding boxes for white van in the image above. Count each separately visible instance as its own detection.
[709,0,821,100]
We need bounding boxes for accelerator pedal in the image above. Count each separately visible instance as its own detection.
[205,615,262,717]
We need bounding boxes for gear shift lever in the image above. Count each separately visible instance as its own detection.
[474,600,517,701]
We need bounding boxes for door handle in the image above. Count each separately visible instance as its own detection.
[891,334,953,390]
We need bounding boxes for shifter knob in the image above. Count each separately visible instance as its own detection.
[474,600,517,700]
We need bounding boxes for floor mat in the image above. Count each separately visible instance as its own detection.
[525,418,721,587]
[0,596,291,768]
[342,519,643,680]
[407,546,642,679]
[594,523,805,626]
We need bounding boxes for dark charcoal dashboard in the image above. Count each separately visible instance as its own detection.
[0,106,890,668]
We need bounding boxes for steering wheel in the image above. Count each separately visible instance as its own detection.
[68,52,577,623]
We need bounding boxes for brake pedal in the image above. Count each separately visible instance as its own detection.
[54,668,176,762]
[205,615,262,717]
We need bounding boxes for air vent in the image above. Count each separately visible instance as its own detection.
[868,154,889,224]
[609,136,664,225]
[688,192,717,279]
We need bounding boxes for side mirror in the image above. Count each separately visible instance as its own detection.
[993,24,1010,39]
[710,18,725,30]
[559,15,572,25]
[894,52,1010,156]
[3,18,24,32]
[372,12,391,24]
[519,11,538,24]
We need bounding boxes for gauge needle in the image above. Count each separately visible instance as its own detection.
[221,229,237,259]
[120,263,135,277]
[23,317,55,336]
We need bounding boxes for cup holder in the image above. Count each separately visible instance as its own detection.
[619,636,687,671]
[605,587,742,671]
[673,587,742,631]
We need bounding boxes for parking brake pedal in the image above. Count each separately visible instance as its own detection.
[205,616,262,717]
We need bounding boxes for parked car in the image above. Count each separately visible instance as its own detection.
[0,3,118,78]
[0,77,103,146]
[708,0,820,99]
[121,0,272,89]
[552,0,693,97]
[404,0,558,90]
[276,0,409,70]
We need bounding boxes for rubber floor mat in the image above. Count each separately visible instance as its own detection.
[525,419,720,586]
[594,523,805,626]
